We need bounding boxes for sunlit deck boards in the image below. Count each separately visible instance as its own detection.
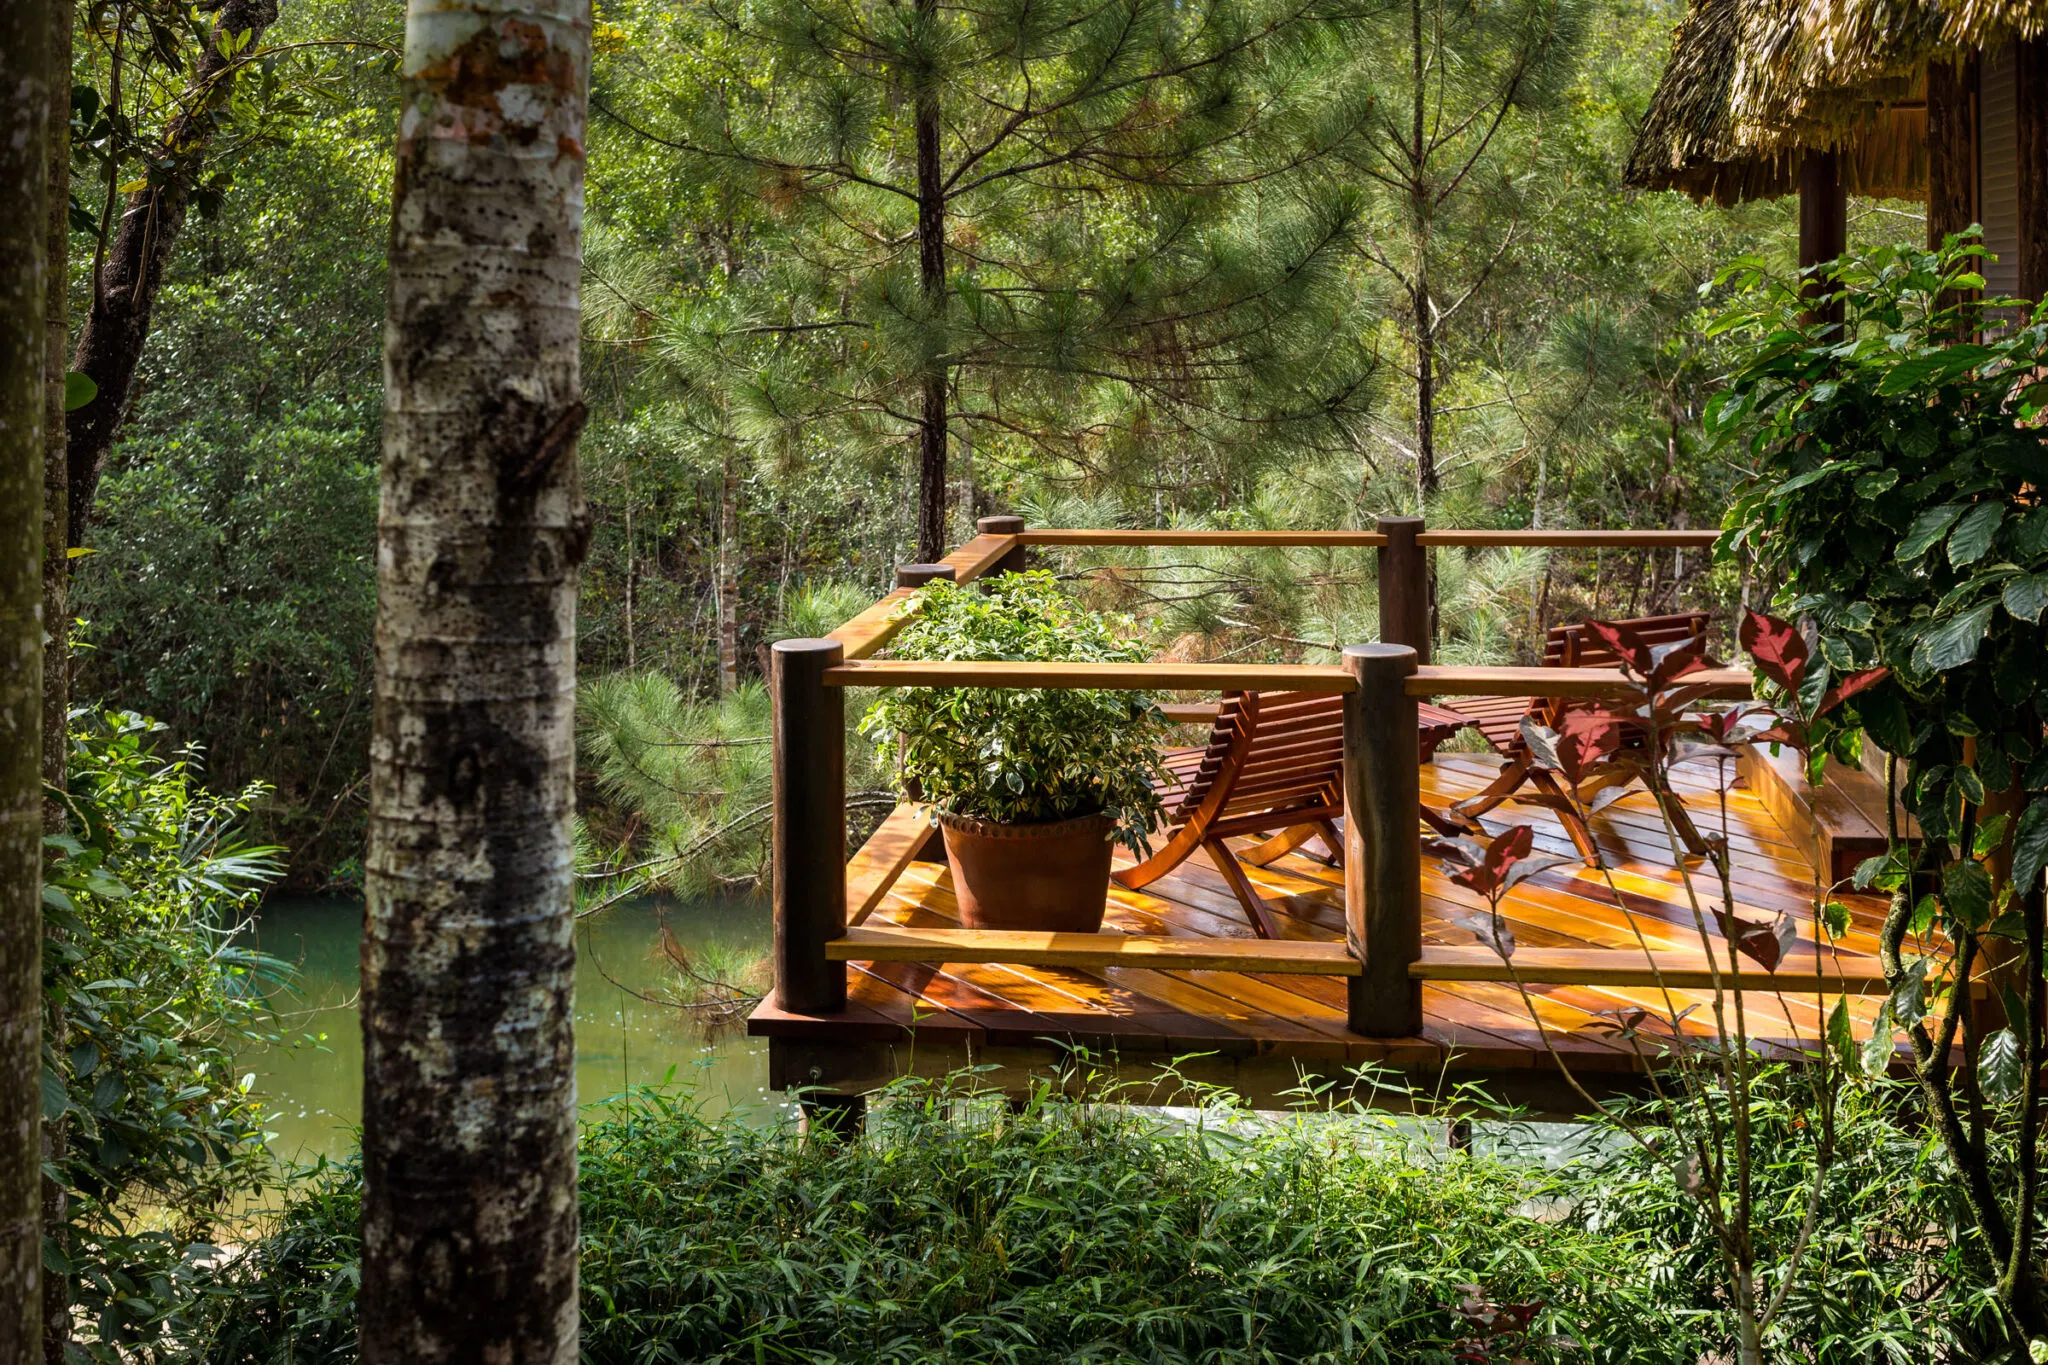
[749,751,1905,1107]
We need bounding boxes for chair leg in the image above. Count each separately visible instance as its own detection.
[1312,818,1345,868]
[1202,839,1282,939]
[1654,785,1710,858]
[1419,802,1469,838]
[1529,770,1603,867]
[1238,821,1321,868]
[1453,757,1531,819]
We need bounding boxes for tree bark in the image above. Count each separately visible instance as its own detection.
[718,448,739,693]
[63,0,278,549]
[41,5,74,1358]
[0,0,50,1351]
[913,0,948,562]
[1407,0,1438,501]
[43,0,70,816]
[361,0,590,1358]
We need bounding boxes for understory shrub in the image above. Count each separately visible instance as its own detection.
[1578,1071,2007,1361]
[194,1072,1694,1364]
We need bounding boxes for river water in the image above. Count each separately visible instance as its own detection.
[241,895,773,1164]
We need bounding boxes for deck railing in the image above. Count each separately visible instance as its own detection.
[768,515,1887,1044]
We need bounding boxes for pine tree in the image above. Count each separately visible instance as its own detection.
[0,0,51,1349]
[361,0,590,1355]
[1341,0,1586,499]
[598,0,1381,558]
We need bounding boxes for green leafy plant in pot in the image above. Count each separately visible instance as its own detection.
[861,573,1175,932]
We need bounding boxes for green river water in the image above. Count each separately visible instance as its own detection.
[241,896,773,1164]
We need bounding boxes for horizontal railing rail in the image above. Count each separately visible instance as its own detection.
[1016,528,1720,549]
[821,659,1754,700]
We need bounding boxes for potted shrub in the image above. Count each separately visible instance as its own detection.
[861,573,1175,932]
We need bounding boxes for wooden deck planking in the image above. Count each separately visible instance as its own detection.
[751,753,1916,1090]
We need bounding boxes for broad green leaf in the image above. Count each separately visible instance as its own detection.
[1897,504,1965,561]
[2004,573,2048,624]
[63,371,97,411]
[1945,859,1994,929]
[1949,503,2004,567]
[41,1069,68,1121]
[1822,900,1852,938]
[1862,1001,1897,1076]
[1913,602,1997,673]
[1828,996,1858,1072]
[2015,798,2048,891]
[1981,1027,2024,1100]
[1876,343,1996,394]
[1890,956,1930,1030]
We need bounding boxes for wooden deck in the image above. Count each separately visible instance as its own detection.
[750,749,1904,1114]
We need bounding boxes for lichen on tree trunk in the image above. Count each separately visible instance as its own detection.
[362,0,591,1359]
[0,0,51,1351]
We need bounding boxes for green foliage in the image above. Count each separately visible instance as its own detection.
[42,710,291,1362]
[195,1073,1705,1364]
[75,402,378,882]
[1713,236,2048,890]
[862,574,1176,848]
[178,1153,364,1365]
[578,670,892,899]
[1581,1073,2010,1361]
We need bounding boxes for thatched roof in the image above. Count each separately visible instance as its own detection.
[1624,0,2048,204]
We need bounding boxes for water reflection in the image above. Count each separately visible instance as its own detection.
[240,895,773,1163]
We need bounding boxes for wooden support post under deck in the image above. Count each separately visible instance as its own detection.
[1343,643,1422,1036]
[1798,149,1847,330]
[976,514,1028,577]
[1375,515,1430,665]
[772,638,847,1013]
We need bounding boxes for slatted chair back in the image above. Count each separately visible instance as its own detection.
[1459,612,1714,755]
[1172,692,1345,826]
[1449,610,1718,865]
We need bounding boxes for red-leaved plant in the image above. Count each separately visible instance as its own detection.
[1425,610,1873,1365]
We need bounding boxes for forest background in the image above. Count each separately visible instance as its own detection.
[63,0,1921,888]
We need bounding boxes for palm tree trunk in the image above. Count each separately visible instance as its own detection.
[64,0,279,548]
[362,0,590,1358]
[0,0,51,1351]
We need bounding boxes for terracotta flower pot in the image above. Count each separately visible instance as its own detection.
[936,810,1117,932]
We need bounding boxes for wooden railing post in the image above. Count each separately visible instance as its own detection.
[1342,643,1422,1036]
[895,563,956,589]
[976,514,1028,577]
[772,638,847,1014]
[1376,515,1430,665]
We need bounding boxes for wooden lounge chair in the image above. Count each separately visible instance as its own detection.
[1450,611,1713,866]
[1119,692,1476,938]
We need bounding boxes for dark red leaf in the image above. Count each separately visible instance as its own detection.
[1644,633,1710,690]
[1550,707,1622,784]
[1715,908,1796,973]
[1739,610,1807,695]
[1585,619,1655,675]
[1815,666,1889,717]
[1446,824,1534,898]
